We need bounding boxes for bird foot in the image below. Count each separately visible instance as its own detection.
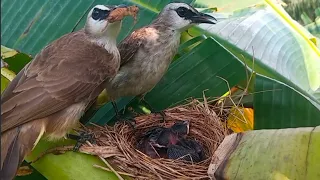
[67,132,96,152]
[153,111,166,123]
[116,115,137,129]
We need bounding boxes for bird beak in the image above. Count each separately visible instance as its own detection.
[182,120,190,134]
[189,12,217,24]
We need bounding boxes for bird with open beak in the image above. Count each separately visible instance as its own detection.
[105,3,217,123]
[0,4,136,179]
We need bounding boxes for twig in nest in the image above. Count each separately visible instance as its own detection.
[93,164,136,177]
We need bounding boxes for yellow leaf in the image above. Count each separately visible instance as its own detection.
[227,107,254,132]
[1,45,18,59]
[1,67,16,81]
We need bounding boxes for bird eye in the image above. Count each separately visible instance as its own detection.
[176,7,188,17]
[92,9,100,20]
[91,8,110,21]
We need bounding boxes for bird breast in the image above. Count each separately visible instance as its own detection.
[109,30,180,98]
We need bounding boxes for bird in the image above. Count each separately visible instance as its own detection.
[104,2,217,124]
[167,138,206,163]
[136,120,190,158]
[149,120,190,148]
[0,4,134,179]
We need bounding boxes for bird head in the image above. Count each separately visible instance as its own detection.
[85,5,125,39]
[156,3,217,31]
[171,120,190,137]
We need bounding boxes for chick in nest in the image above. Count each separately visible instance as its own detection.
[136,120,190,158]
[167,138,206,163]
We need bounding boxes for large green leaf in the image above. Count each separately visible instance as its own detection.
[2,0,320,179]
[254,74,320,129]
[1,0,193,56]
[24,140,119,180]
[194,0,263,12]
[194,2,320,102]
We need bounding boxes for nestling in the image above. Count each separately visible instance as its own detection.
[105,3,217,123]
[0,4,134,179]
[136,120,190,158]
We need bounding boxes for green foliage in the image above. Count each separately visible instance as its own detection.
[1,0,320,179]
[283,0,320,25]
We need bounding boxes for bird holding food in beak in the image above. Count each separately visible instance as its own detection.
[0,4,136,179]
[104,3,217,124]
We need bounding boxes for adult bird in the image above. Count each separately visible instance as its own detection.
[1,4,131,179]
[105,2,216,123]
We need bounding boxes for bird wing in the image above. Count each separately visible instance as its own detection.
[1,31,118,132]
[117,28,147,66]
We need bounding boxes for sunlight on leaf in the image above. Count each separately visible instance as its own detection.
[227,107,254,132]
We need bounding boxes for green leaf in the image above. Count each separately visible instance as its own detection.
[301,12,313,25]
[254,74,320,129]
[25,140,120,180]
[3,0,320,179]
[193,0,264,13]
[305,18,320,39]
[1,46,32,74]
[1,75,10,93]
[193,2,320,102]
[209,126,320,179]
[1,45,19,58]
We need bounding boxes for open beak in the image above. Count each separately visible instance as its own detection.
[189,12,217,24]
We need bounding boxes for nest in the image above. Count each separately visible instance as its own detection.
[80,99,230,179]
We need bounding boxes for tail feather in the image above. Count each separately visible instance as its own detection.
[1,122,45,180]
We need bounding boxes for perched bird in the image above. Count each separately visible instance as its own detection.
[0,4,133,179]
[105,3,217,123]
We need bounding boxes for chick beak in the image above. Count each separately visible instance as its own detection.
[183,120,190,135]
[190,12,217,24]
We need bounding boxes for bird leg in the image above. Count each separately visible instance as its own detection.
[66,132,96,152]
[139,96,166,123]
[111,101,137,129]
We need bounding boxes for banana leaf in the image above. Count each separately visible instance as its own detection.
[2,0,320,179]
[208,126,320,179]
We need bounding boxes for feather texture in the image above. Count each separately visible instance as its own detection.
[1,30,119,133]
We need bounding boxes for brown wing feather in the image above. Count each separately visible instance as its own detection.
[1,30,118,133]
[117,28,147,66]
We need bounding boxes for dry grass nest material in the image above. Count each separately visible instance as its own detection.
[81,99,230,179]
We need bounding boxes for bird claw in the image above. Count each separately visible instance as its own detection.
[139,97,166,123]
[116,115,137,129]
[155,111,166,123]
[67,132,96,152]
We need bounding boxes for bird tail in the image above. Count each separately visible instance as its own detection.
[1,122,45,180]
